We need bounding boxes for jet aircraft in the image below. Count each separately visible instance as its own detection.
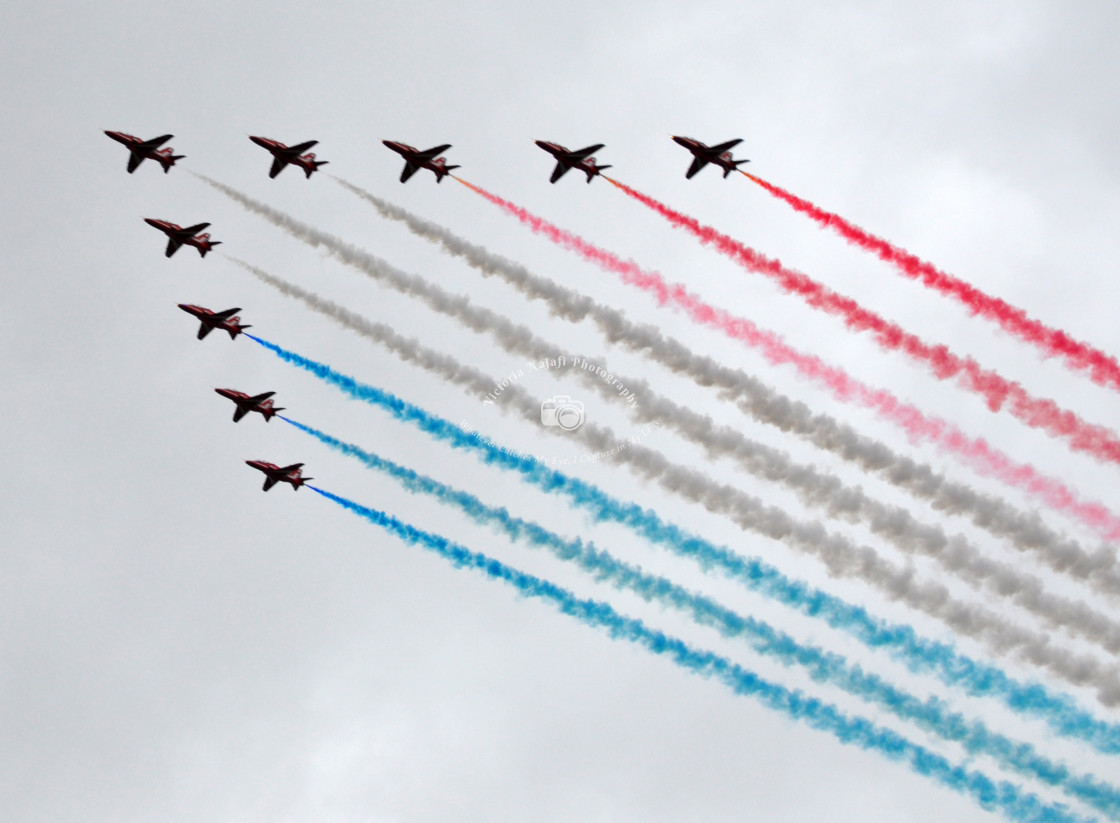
[104,131,184,173]
[215,389,284,422]
[145,218,222,257]
[382,140,460,183]
[246,460,312,491]
[249,136,329,179]
[178,304,250,340]
[671,136,749,179]
[534,141,611,183]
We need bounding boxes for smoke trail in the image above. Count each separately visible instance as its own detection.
[241,329,1120,700]
[310,483,1095,823]
[447,175,1120,541]
[604,176,1120,468]
[332,177,1120,592]
[743,171,1120,394]
[286,415,1120,816]
[194,169,1120,691]
[236,259,1120,660]
[245,332,1120,752]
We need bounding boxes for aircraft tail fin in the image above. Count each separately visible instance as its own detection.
[722,159,750,178]
[305,160,329,179]
[198,241,222,258]
[264,407,284,421]
[161,154,184,173]
[227,322,249,340]
[435,165,461,183]
[588,164,611,182]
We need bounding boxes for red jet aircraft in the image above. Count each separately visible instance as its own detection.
[178,304,250,340]
[215,389,284,422]
[145,219,222,257]
[671,136,749,179]
[246,460,312,491]
[534,141,612,183]
[382,141,460,183]
[104,131,184,174]
[248,136,329,179]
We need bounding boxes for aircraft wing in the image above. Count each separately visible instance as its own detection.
[141,134,174,150]
[233,406,249,422]
[280,463,304,472]
[572,144,605,160]
[262,476,278,491]
[213,308,241,320]
[166,237,183,257]
[400,162,420,183]
[550,162,571,183]
[686,156,709,179]
[181,222,210,236]
[269,157,287,178]
[710,138,742,153]
[248,391,276,403]
[196,323,213,340]
[419,144,451,160]
[127,153,144,173]
[287,140,317,154]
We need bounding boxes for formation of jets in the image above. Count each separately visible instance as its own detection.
[115,128,750,491]
[106,129,751,188]
[145,219,222,258]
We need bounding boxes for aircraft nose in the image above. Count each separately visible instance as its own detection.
[144,218,161,228]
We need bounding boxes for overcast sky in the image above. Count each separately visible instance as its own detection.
[3,2,1120,821]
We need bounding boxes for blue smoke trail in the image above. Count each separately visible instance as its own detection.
[307,484,1091,823]
[246,333,1120,757]
[284,415,1120,816]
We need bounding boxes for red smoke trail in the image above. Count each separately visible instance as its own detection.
[743,171,1120,393]
[455,175,1120,539]
[604,177,1120,468]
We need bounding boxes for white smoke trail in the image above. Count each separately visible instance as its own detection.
[333,176,1120,596]
[229,255,1120,705]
